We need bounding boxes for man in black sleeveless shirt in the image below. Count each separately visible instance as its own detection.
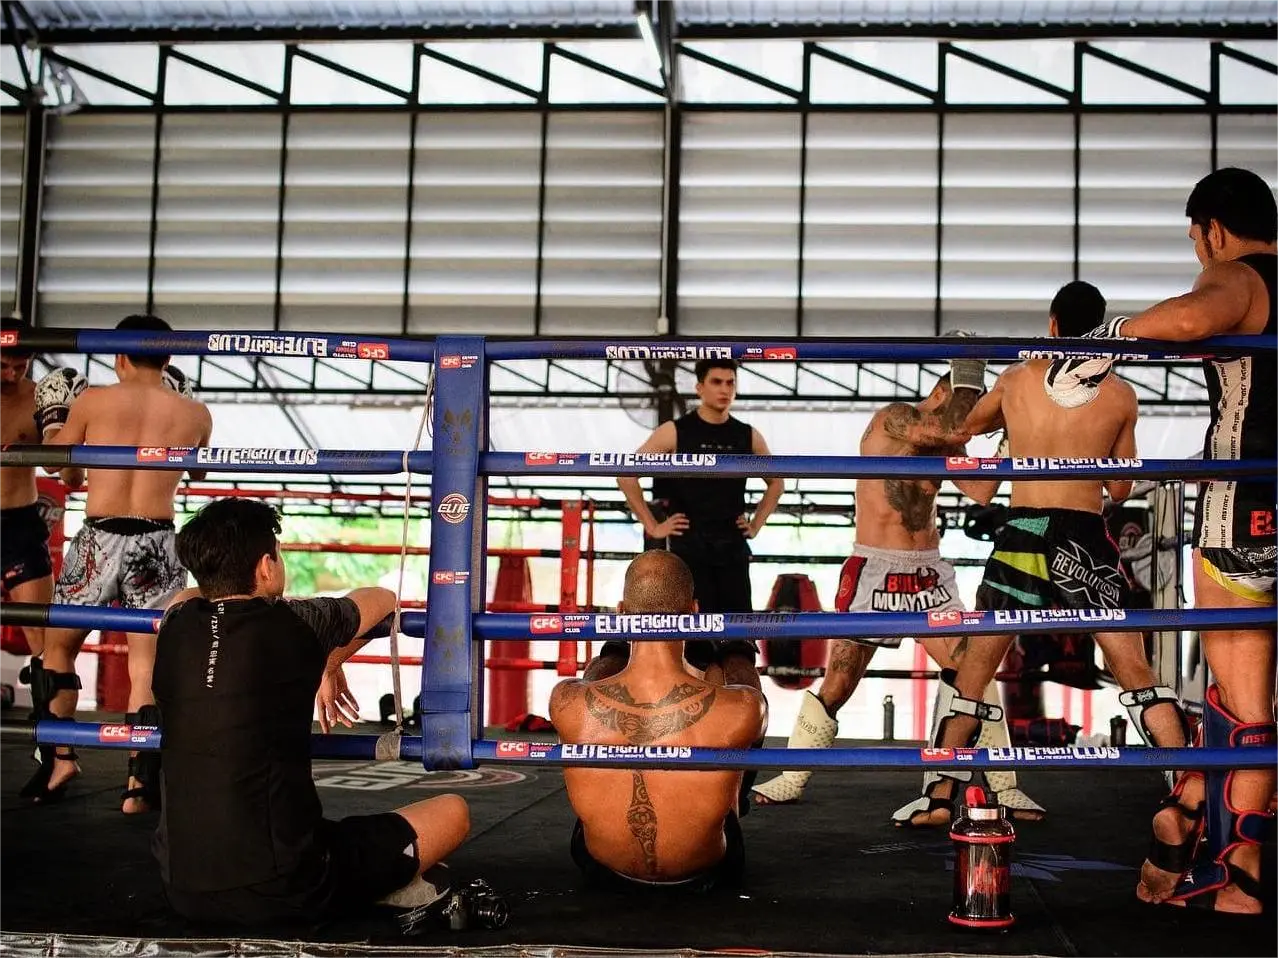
[152,498,471,926]
[616,358,784,691]
[1080,168,1275,916]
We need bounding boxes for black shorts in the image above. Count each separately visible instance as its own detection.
[669,534,753,614]
[598,638,758,673]
[164,812,419,926]
[1199,545,1277,602]
[0,503,53,592]
[570,811,744,893]
[976,507,1128,612]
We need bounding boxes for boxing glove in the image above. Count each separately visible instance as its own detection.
[161,364,194,398]
[1083,316,1132,340]
[943,329,986,393]
[33,368,88,438]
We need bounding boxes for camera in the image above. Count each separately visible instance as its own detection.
[398,877,509,935]
[440,879,509,931]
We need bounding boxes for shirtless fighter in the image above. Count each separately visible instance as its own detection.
[897,305,1192,828]
[550,551,767,889]
[1,318,56,674]
[751,346,1044,822]
[23,314,212,812]
[1066,167,1275,915]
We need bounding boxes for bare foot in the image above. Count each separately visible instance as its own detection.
[1136,802,1200,903]
[752,792,796,807]
[34,756,80,802]
[1005,808,1047,823]
[52,754,79,785]
[121,776,155,815]
[1162,865,1265,915]
[895,782,955,828]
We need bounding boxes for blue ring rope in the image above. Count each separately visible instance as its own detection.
[482,451,1274,481]
[3,446,1270,482]
[0,445,432,474]
[32,722,1276,771]
[485,335,1273,362]
[4,603,1271,639]
[474,607,1275,640]
[9,328,1271,363]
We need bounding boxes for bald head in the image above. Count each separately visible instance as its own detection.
[622,550,696,614]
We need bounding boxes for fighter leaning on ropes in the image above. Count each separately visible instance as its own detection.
[2,168,1278,924]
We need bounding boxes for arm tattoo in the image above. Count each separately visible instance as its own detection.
[584,681,717,744]
[626,771,659,877]
[881,403,923,443]
[884,478,938,533]
[549,681,580,717]
[939,385,981,431]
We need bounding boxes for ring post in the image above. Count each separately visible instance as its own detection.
[421,337,485,770]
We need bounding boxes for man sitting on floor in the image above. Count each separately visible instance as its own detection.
[152,497,471,926]
[550,550,767,890]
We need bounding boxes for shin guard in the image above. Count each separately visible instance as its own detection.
[979,679,1046,818]
[751,691,837,804]
[27,666,80,721]
[18,669,81,802]
[1170,685,1275,907]
[892,671,1000,825]
[1119,685,1192,789]
[122,704,163,808]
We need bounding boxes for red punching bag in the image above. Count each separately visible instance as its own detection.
[760,573,828,690]
[487,556,532,727]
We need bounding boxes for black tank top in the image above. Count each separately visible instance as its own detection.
[652,412,753,538]
[1195,252,1277,547]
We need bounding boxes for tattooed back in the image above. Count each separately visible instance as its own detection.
[550,668,765,883]
[855,385,981,551]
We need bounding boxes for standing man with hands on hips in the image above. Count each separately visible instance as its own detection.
[617,357,782,810]
[616,357,783,694]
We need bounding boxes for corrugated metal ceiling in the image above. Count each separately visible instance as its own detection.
[10,0,1276,41]
[15,0,636,32]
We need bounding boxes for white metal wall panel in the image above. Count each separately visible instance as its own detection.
[539,112,664,335]
[39,114,156,327]
[802,113,937,336]
[941,114,1075,334]
[281,113,411,332]
[1219,114,1278,183]
[408,113,541,334]
[0,113,24,316]
[153,114,282,330]
[1079,115,1210,312]
[678,112,802,336]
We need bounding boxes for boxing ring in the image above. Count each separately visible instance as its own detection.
[1,328,1276,957]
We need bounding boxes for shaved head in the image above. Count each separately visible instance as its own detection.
[622,550,695,613]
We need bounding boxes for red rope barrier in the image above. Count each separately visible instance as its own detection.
[277,543,575,558]
[557,500,583,676]
[178,486,542,508]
